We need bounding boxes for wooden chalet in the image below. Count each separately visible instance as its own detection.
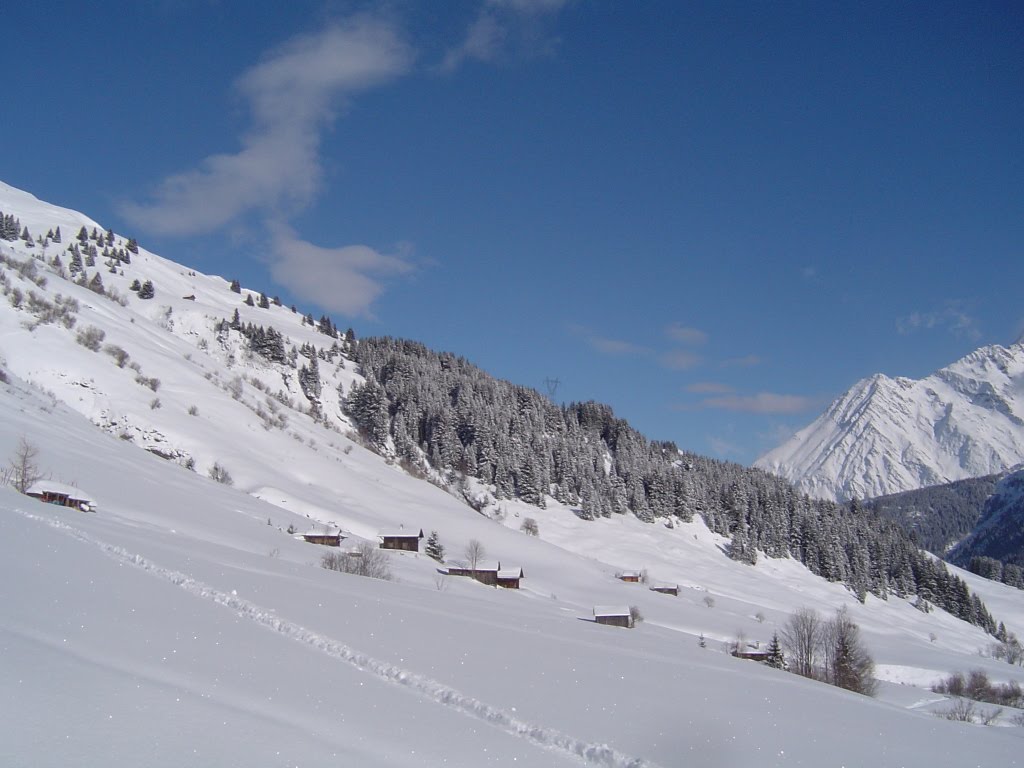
[593,606,634,628]
[378,528,424,552]
[496,567,525,589]
[26,481,96,512]
[732,649,770,662]
[446,560,502,586]
[649,584,679,596]
[301,529,345,547]
[617,570,641,583]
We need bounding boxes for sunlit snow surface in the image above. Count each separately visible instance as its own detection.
[1,179,1023,766]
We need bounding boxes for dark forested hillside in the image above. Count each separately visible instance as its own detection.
[343,336,998,633]
[864,474,1001,555]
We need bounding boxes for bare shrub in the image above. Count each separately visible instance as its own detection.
[6,436,45,493]
[149,398,161,410]
[104,344,130,367]
[703,595,715,609]
[188,405,199,416]
[629,605,644,625]
[75,325,106,351]
[936,698,976,722]
[520,517,539,536]
[321,542,392,581]
[933,670,1023,708]
[208,462,233,485]
[135,375,160,391]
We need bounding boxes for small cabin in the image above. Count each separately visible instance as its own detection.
[496,567,525,589]
[379,528,424,552]
[649,584,679,596]
[732,649,770,662]
[26,481,96,512]
[594,606,634,628]
[446,560,502,586]
[301,530,345,547]
[617,570,641,583]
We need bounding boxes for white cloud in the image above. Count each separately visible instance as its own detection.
[720,354,762,368]
[896,302,981,341]
[122,18,412,235]
[268,224,413,318]
[441,0,570,72]
[686,381,734,394]
[665,323,707,345]
[659,350,702,370]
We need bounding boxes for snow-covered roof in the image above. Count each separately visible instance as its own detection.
[303,528,342,537]
[498,568,523,579]
[378,528,423,539]
[26,481,95,503]
[593,606,631,618]
[448,559,501,572]
[618,570,641,578]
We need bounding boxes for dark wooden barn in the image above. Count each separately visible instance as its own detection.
[301,530,345,547]
[649,584,679,596]
[446,560,502,586]
[617,570,641,583]
[496,567,525,589]
[593,606,634,628]
[378,528,424,552]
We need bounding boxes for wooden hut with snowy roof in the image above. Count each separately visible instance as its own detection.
[445,560,502,586]
[378,528,423,552]
[649,583,679,596]
[26,481,96,512]
[301,528,345,547]
[496,566,525,589]
[616,570,642,583]
[593,606,634,628]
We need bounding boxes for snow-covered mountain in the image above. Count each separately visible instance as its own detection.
[3,179,1024,766]
[756,341,1024,502]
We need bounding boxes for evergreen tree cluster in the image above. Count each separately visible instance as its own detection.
[1,211,23,241]
[345,336,999,633]
[967,556,1024,590]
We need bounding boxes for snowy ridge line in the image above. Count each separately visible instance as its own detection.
[14,508,656,768]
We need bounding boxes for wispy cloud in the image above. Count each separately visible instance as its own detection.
[720,354,762,368]
[659,349,702,370]
[686,381,734,394]
[665,322,707,345]
[120,17,414,316]
[699,392,817,414]
[267,223,414,318]
[123,18,411,236]
[567,324,652,357]
[708,436,742,458]
[441,0,571,72]
[896,301,981,341]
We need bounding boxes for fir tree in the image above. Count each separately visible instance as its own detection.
[425,531,445,562]
[229,279,241,293]
[766,632,786,669]
[126,237,139,254]
[138,280,155,299]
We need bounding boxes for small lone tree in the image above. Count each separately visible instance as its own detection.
[766,632,786,669]
[520,517,539,536]
[7,437,44,493]
[465,538,486,573]
[425,530,445,562]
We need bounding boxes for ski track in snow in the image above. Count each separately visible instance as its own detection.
[15,507,656,768]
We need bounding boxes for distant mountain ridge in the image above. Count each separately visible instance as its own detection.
[756,341,1024,502]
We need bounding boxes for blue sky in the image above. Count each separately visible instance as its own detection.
[3,1,1022,463]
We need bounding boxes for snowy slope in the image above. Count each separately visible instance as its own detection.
[756,342,1024,502]
[2,180,1024,766]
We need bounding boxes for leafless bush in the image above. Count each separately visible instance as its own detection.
[630,605,644,625]
[703,595,715,608]
[933,670,1023,707]
[149,398,161,410]
[782,607,822,680]
[188,405,199,416]
[208,462,233,485]
[520,517,539,536]
[936,698,976,722]
[135,374,160,391]
[321,542,392,581]
[6,436,45,493]
[75,325,106,351]
[104,344,130,368]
